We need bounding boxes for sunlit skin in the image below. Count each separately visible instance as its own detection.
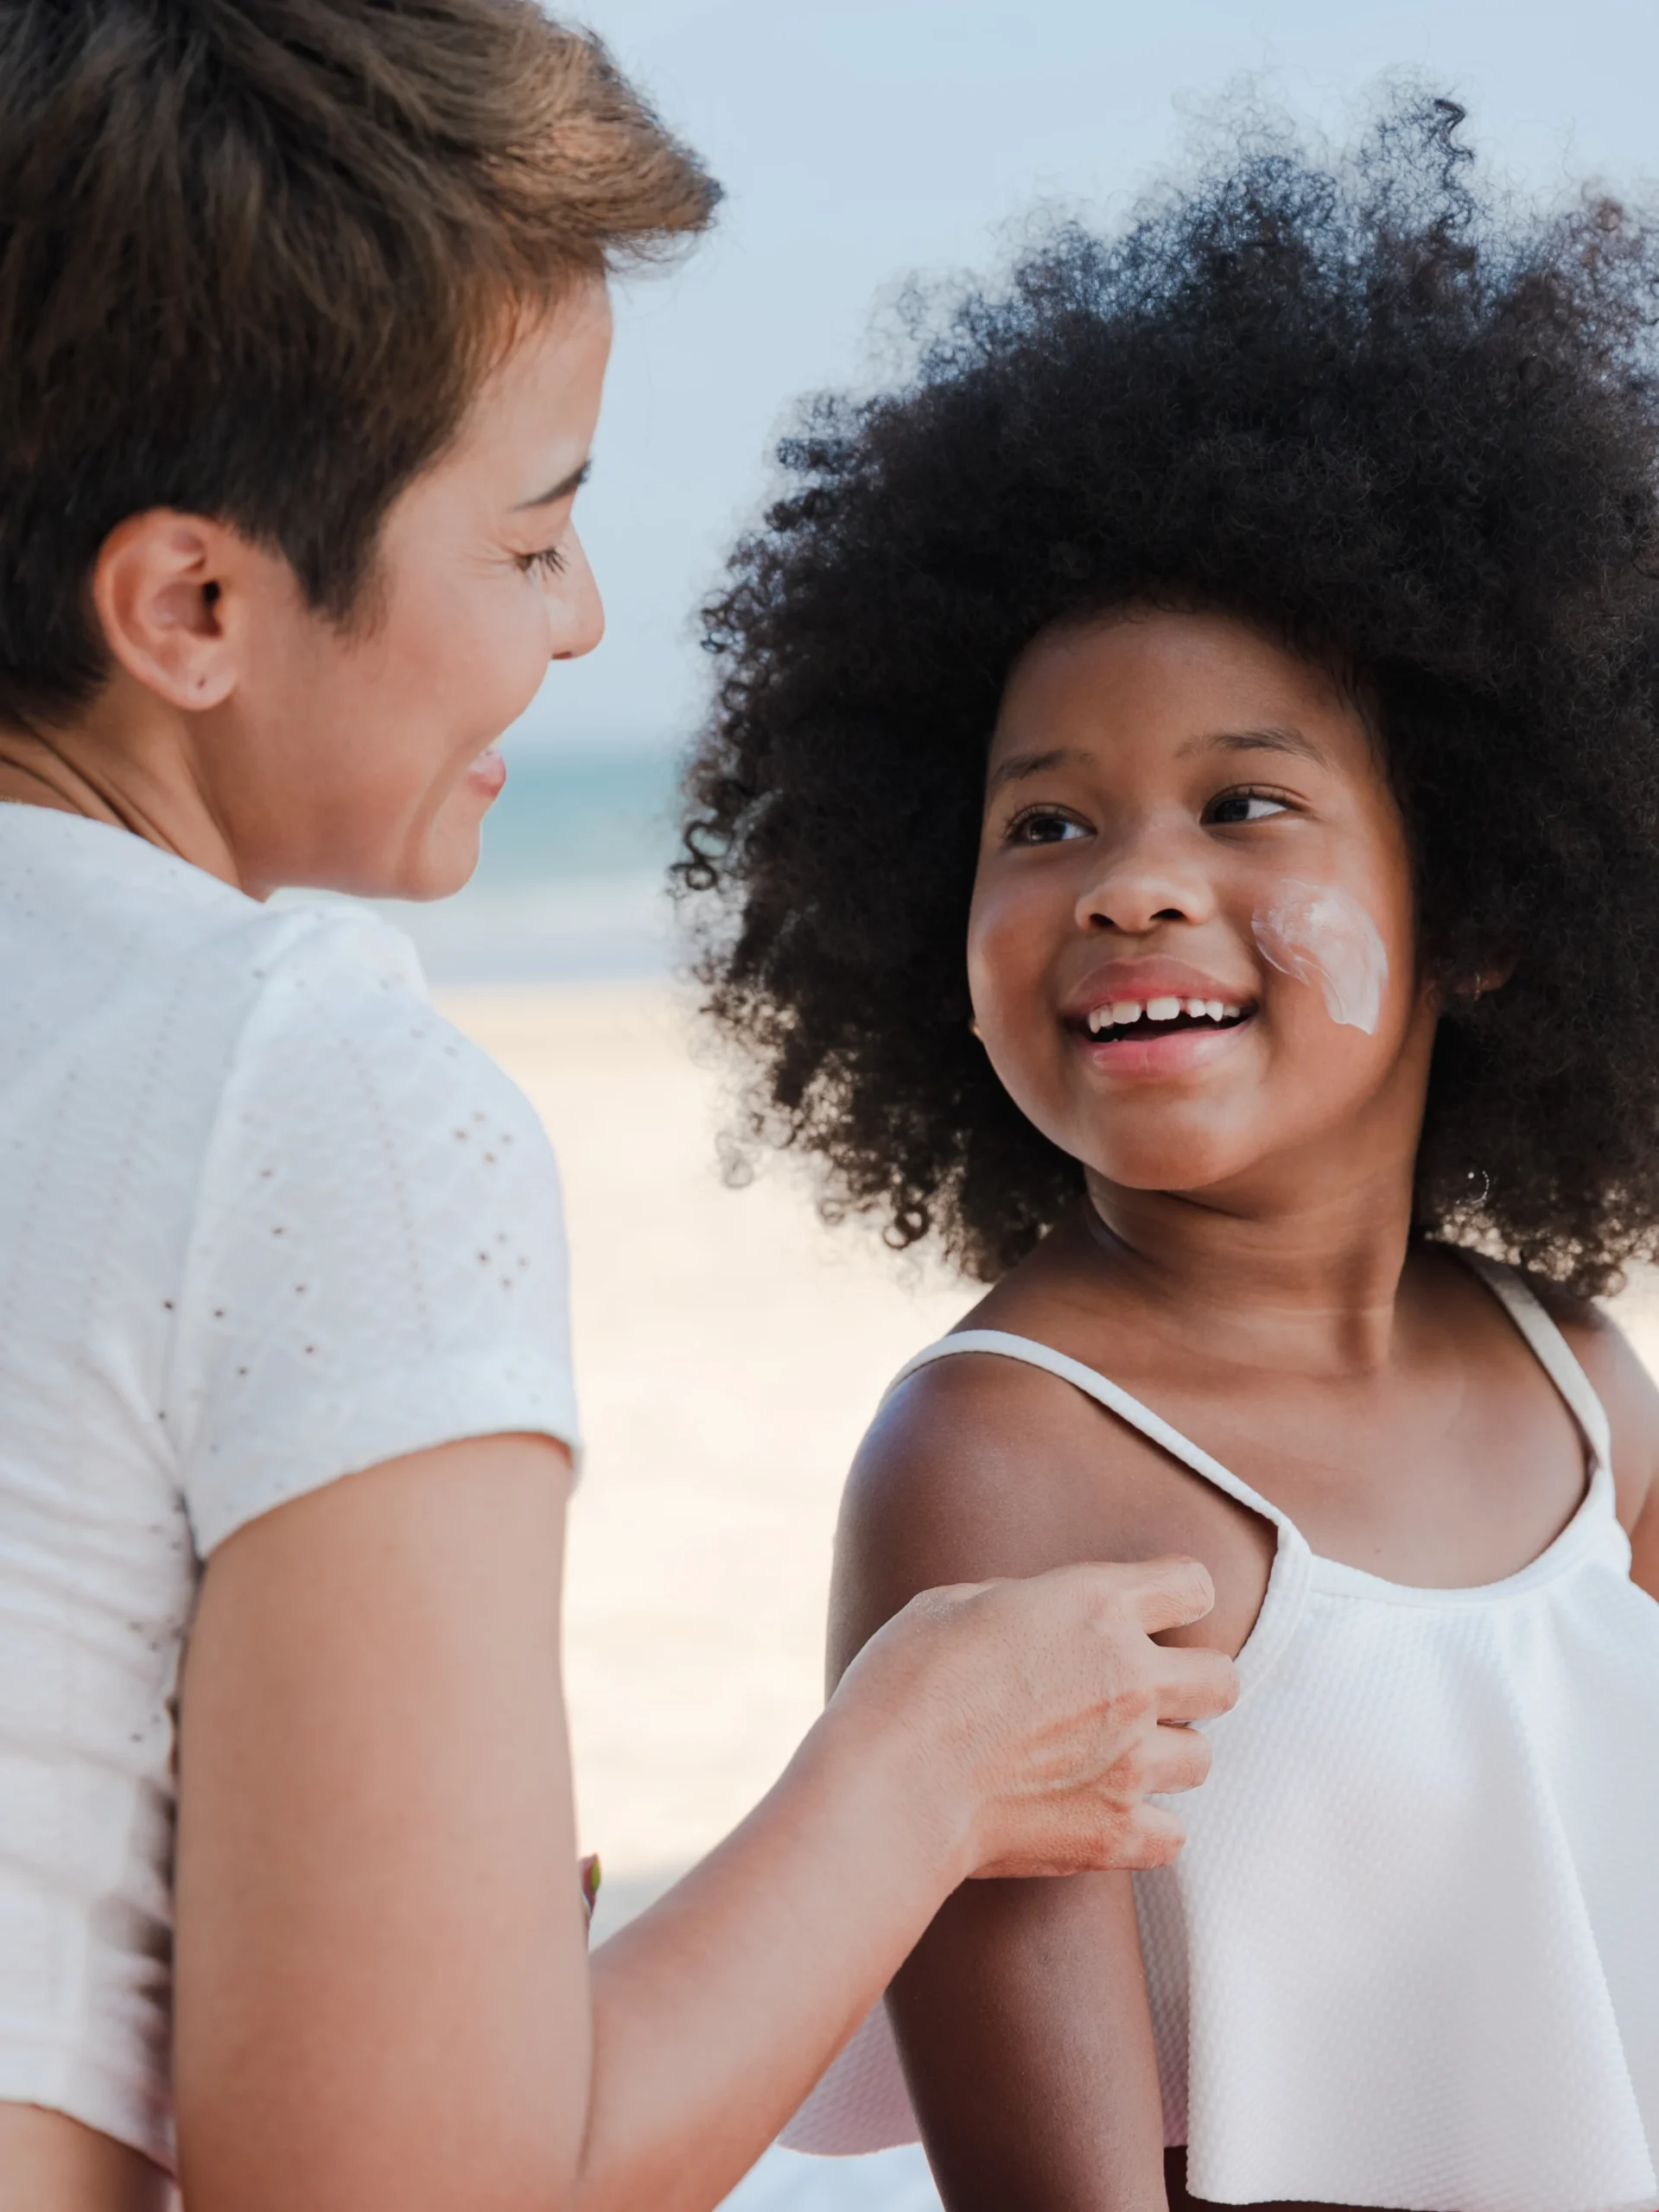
[0,280,613,901]
[828,607,1659,2212]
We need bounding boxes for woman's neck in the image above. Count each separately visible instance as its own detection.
[0,705,242,889]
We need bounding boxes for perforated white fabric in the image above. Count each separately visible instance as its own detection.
[785,1270,1659,2212]
[0,806,579,2170]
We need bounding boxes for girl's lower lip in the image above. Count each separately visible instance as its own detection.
[1071,1016,1255,1082]
[467,748,507,798]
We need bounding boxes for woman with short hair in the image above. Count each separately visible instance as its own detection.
[0,8,1233,2210]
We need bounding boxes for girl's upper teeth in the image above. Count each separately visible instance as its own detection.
[1084,998,1245,1035]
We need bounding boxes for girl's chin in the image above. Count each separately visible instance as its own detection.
[1069,1111,1266,1200]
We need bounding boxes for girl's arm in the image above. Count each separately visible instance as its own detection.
[172,1432,1232,2212]
[829,1356,1265,2212]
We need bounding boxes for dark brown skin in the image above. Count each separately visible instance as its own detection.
[829,608,1659,2212]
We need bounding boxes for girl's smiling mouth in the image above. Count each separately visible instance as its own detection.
[1062,961,1259,1079]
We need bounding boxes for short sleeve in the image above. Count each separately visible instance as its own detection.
[166,912,581,1556]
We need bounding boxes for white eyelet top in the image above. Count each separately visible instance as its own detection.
[785,1262,1659,2212]
[0,806,580,2171]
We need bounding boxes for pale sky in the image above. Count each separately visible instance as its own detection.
[518,0,1659,754]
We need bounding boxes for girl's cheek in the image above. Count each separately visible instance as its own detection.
[1252,879,1389,1035]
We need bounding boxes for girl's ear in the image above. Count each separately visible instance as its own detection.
[90,510,250,713]
[1464,959,1516,1001]
[1440,951,1515,1005]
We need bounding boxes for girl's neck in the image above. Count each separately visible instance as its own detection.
[1077,1149,1418,1380]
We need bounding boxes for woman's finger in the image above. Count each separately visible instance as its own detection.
[1111,1554,1219,1636]
[1147,1643,1238,1726]
[1141,1720,1214,1797]
[1104,1801,1188,1872]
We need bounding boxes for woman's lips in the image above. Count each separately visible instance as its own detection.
[467,746,508,798]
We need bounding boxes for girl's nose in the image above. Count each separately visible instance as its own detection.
[1073,830,1217,937]
[548,527,604,662]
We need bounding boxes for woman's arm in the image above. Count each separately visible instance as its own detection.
[173,1431,1234,2212]
[830,1355,1265,2212]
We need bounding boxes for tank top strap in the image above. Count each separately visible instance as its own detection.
[1459,1253,1613,1476]
[886,1329,1306,1546]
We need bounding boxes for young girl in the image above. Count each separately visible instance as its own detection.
[682,102,1659,2211]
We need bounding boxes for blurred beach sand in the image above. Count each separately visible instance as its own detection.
[436,976,1659,2212]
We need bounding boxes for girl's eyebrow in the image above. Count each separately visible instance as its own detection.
[986,745,1092,796]
[987,726,1324,798]
[1181,724,1327,766]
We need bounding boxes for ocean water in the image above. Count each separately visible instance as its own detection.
[372,744,690,984]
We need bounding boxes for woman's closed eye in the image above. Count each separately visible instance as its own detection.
[516,543,569,580]
[1204,786,1295,827]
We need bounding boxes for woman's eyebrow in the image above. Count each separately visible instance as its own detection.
[986,745,1092,796]
[513,459,592,511]
[1182,725,1327,766]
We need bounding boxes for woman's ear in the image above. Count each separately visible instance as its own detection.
[90,511,251,712]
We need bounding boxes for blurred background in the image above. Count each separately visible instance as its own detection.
[405,4,1659,2202]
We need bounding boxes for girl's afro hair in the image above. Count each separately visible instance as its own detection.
[677,95,1659,1296]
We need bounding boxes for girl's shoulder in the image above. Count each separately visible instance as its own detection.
[1510,1268,1659,1537]
[832,1279,1274,1666]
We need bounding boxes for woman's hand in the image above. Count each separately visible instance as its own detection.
[172,1433,1230,2212]
[834,1557,1233,1885]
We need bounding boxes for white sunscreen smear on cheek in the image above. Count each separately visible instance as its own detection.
[1251,880,1389,1035]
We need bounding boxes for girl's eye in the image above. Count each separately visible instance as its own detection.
[1205,788,1292,827]
[517,544,568,580]
[1006,806,1089,846]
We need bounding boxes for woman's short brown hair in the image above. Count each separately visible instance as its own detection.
[0,0,716,723]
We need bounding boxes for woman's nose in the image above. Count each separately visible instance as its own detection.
[1073,829,1217,936]
[548,527,604,663]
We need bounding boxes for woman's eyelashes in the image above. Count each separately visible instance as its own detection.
[515,542,569,580]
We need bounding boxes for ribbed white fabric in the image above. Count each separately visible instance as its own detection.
[785,1263,1659,2212]
[0,807,581,2171]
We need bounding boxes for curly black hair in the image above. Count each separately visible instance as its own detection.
[677,96,1659,1297]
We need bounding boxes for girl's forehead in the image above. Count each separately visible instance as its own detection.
[990,608,1375,777]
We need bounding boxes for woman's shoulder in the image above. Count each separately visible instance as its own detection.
[156,907,577,1556]
[217,901,539,1153]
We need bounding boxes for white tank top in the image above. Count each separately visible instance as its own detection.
[784,1260,1659,2212]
